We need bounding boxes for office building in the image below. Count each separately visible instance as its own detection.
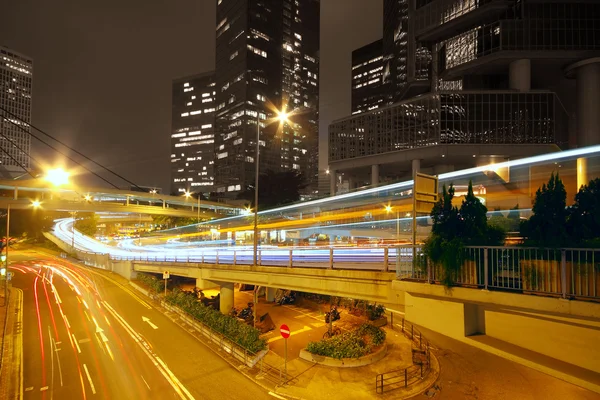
[214,0,320,197]
[0,45,32,177]
[328,0,600,194]
[351,39,387,115]
[171,72,216,195]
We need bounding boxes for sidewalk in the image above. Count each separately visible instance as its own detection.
[0,287,23,400]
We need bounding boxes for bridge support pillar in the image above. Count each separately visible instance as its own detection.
[195,278,218,290]
[266,287,277,302]
[219,282,234,315]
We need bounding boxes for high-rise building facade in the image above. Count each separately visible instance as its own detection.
[170,72,217,195]
[328,0,600,195]
[214,0,320,197]
[0,46,32,175]
[351,39,387,115]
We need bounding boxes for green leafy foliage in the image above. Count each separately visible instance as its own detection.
[366,304,386,321]
[306,324,386,359]
[568,178,600,247]
[424,181,505,286]
[74,213,98,236]
[520,173,568,247]
[137,272,163,293]
[165,288,266,353]
[237,170,306,209]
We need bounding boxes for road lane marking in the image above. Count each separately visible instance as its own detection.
[48,327,55,399]
[102,301,194,399]
[141,375,151,390]
[78,338,91,344]
[142,316,159,329]
[63,316,71,329]
[72,334,82,353]
[268,392,287,399]
[25,387,33,392]
[40,386,49,391]
[83,364,96,395]
[267,326,311,343]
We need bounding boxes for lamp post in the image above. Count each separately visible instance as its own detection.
[71,211,77,252]
[385,205,400,241]
[184,191,201,223]
[252,108,289,327]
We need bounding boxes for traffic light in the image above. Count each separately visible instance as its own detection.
[0,254,6,262]
[0,267,5,276]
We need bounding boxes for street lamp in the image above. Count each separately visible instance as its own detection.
[385,205,400,241]
[252,109,289,266]
[184,190,201,223]
[45,168,70,187]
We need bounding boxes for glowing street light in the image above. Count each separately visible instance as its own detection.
[45,168,70,187]
[183,190,201,223]
[84,194,92,202]
[385,205,400,240]
[31,200,41,208]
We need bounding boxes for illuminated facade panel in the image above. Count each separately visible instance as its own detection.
[351,39,387,115]
[0,46,32,173]
[171,72,216,195]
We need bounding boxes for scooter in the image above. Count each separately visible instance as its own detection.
[278,291,296,305]
[325,306,340,324]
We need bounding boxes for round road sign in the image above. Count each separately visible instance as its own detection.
[280,324,290,339]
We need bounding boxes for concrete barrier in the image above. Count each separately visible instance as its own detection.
[299,344,388,367]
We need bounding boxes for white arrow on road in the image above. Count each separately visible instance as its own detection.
[95,326,109,342]
[142,316,158,330]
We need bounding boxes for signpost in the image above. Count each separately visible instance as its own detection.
[163,271,170,297]
[280,324,290,382]
[413,172,438,278]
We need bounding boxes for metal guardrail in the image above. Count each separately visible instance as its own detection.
[398,246,600,301]
[376,318,432,395]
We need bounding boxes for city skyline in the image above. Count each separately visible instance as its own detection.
[0,1,382,191]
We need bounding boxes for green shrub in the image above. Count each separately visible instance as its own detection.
[306,323,386,359]
[165,288,267,354]
[366,304,386,321]
[137,272,163,293]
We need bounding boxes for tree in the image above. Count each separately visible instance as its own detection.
[424,181,504,286]
[237,170,306,209]
[568,178,600,246]
[74,213,98,236]
[520,173,568,247]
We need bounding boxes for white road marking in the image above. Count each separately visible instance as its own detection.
[268,392,287,399]
[25,387,33,392]
[267,326,311,343]
[142,316,159,330]
[141,375,151,390]
[78,338,91,344]
[72,334,82,353]
[40,386,49,391]
[83,364,96,395]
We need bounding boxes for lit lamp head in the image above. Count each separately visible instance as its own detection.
[31,200,41,209]
[242,207,252,216]
[385,205,393,213]
[45,168,70,187]
[277,110,289,124]
[84,194,92,202]
[184,191,192,199]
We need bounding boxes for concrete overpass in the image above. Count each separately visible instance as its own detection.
[0,178,242,218]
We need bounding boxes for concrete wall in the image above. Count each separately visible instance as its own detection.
[485,309,600,374]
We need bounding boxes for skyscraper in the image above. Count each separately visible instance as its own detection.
[170,72,217,195]
[0,45,32,177]
[351,39,386,115]
[214,0,320,197]
[328,0,600,195]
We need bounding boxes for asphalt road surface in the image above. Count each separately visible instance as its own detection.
[9,250,272,400]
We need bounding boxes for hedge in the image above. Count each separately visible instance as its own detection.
[165,288,267,354]
[137,272,163,294]
[306,323,386,359]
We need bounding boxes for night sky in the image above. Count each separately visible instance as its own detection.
[1,0,381,191]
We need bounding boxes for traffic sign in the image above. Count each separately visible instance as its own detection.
[163,271,170,279]
[7,271,13,281]
[280,324,290,339]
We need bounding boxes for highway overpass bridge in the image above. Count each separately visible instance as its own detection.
[0,178,242,218]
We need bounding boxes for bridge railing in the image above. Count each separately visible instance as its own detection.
[398,246,600,301]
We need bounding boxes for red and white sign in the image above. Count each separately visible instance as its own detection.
[280,324,290,339]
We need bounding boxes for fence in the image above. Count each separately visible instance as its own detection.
[375,318,432,395]
[397,246,600,301]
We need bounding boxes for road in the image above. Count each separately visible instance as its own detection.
[9,250,272,400]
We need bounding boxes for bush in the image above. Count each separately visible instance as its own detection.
[165,288,267,353]
[306,323,386,359]
[366,304,385,321]
[138,272,163,294]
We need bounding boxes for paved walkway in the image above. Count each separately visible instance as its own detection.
[0,286,22,400]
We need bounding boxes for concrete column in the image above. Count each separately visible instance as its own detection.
[330,170,336,196]
[371,164,379,187]
[509,59,531,92]
[412,159,421,178]
[576,61,600,147]
[347,176,355,191]
[266,287,276,302]
[196,278,218,290]
[219,282,234,314]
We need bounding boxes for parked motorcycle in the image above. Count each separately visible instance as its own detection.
[278,291,296,305]
[325,306,341,324]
